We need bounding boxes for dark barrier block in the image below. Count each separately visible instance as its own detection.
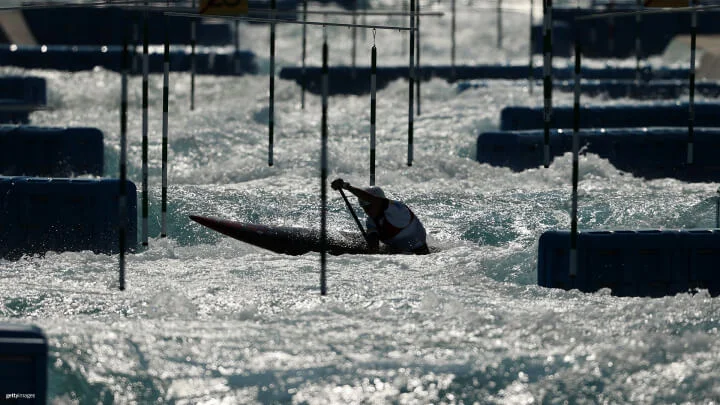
[0,77,46,105]
[531,7,720,58]
[0,323,47,404]
[0,100,31,124]
[0,126,103,177]
[537,229,708,297]
[0,46,258,76]
[682,229,720,296]
[476,127,720,182]
[0,177,137,260]
[21,7,231,45]
[459,79,720,100]
[500,102,720,131]
[280,65,690,95]
[552,80,720,100]
[531,21,573,57]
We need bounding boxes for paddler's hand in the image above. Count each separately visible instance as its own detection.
[331,178,349,191]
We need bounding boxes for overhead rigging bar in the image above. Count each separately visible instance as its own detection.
[165,12,418,31]
[575,3,720,20]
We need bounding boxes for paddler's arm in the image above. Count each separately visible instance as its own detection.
[331,179,385,207]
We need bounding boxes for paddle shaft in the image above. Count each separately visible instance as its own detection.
[338,188,369,242]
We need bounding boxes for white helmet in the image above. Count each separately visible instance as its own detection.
[360,186,385,207]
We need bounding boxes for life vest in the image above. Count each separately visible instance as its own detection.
[374,205,417,243]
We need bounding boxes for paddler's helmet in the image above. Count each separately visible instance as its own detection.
[359,186,385,207]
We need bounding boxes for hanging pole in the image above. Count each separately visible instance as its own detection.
[234,20,241,74]
[320,25,329,296]
[370,31,377,186]
[338,189,369,241]
[529,0,534,94]
[191,0,196,110]
[688,0,696,165]
[635,0,643,82]
[361,0,367,40]
[352,0,357,78]
[119,33,129,291]
[161,3,170,238]
[570,41,581,282]
[402,1,408,55]
[542,0,553,168]
[132,22,139,73]
[716,187,719,228]
[497,0,503,49]
[301,0,307,109]
[269,0,276,166]
[408,0,415,167]
[416,0,421,116]
[141,2,149,247]
[451,0,456,79]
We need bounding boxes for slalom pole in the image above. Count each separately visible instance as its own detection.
[529,0,534,94]
[402,1,407,55]
[301,0,307,109]
[233,20,240,74]
[119,33,129,291]
[352,0,357,78]
[338,189,369,242]
[497,0,503,49]
[370,33,377,186]
[132,22,139,73]
[416,0,421,116]
[542,0,553,168]
[161,4,170,238]
[688,0,697,165]
[570,41,581,283]
[191,0,196,110]
[635,0,643,82]
[320,25,329,296]
[716,187,719,228]
[142,2,149,247]
[269,0,276,166]
[408,0,415,167]
[451,0,456,79]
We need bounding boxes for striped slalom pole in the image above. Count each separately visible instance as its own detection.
[542,0,553,168]
[408,0,415,167]
[191,0,196,110]
[320,26,329,296]
[142,3,149,247]
[529,0,534,94]
[416,0,421,116]
[161,9,170,238]
[570,41,581,282]
[688,0,696,165]
[370,37,377,186]
[119,35,129,291]
[269,0,276,166]
[635,0,643,82]
[497,0,503,49]
[451,0,456,79]
[301,0,307,109]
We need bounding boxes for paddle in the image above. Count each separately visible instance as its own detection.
[337,188,370,243]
